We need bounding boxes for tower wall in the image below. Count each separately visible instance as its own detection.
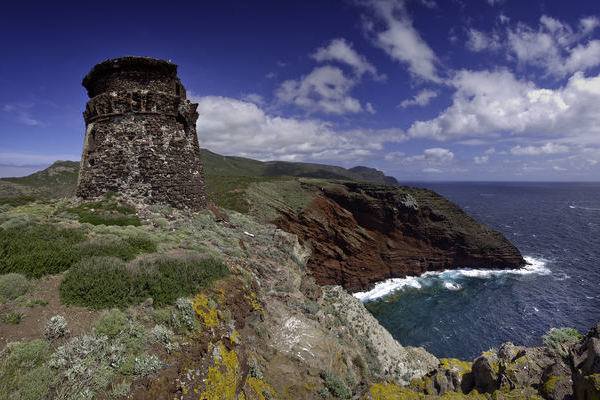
[76,57,206,209]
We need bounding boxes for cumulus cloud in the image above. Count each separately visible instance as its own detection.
[312,38,384,80]
[399,89,437,108]
[510,143,570,156]
[191,95,406,162]
[407,69,600,147]
[507,15,600,77]
[275,66,367,114]
[359,0,441,82]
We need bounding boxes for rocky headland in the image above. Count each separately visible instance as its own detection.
[0,157,595,399]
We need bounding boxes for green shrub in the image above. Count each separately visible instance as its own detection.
[153,308,172,326]
[0,273,30,300]
[130,255,229,307]
[66,199,141,226]
[321,370,351,399]
[0,196,37,207]
[0,213,40,230]
[0,224,86,277]
[95,309,128,339]
[60,254,229,310]
[2,312,23,325]
[0,339,52,399]
[542,327,584,357]
[60,257,133,310]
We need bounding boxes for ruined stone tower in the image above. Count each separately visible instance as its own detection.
[77,56,206,209]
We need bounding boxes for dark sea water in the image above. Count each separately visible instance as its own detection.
[357,182,600,360]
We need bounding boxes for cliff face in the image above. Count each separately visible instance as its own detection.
[273,181,524,292]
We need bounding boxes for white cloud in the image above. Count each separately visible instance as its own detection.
[510,143,570,156]
[423,167,442,173]
[466,28,501,52]
[507,15,600,77]
[580,16,600,34]
[399,89,437,108]
[553,165,567,171]
[312,38,384,80]
[486,0,503,5]
[3,103,41,126]
[484,147,496,155]
[360,0,441,82]
[388,147,454,165]
[498,14,510,24]
[241,93,265,105]
[265,72,276,79]
[474,155,489,164]
[275,66,366,114]
[191,95,406,162]
[407,69,600,147]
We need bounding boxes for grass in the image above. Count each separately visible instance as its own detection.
[205,174,280,213]
[0,339,54,400]
[0,273,30,300]
[0,224,86,277]
[0,196,37,207]
[0,222,156,278]
[66,199,141,226]
[60,253,229,310]
[2,312,23,325]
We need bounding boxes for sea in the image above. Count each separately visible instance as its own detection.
[354,182,600,360]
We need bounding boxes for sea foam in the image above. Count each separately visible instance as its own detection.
[353,256,549,302]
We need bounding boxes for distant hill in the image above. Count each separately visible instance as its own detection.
[0,150,398,199]
[201,149,398,183]
[0,160,80,198]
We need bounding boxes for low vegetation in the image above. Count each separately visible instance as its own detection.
[59,254,228,309]
[542,327,584,357]
[66,198,141,226]
[0,273,30,301]
[0,195,37,207]
[0,222,156,278]
[0,224,85,277]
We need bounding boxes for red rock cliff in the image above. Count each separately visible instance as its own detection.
[274,181,525,292]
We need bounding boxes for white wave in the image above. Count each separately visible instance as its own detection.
[353,256,549,302]
[443,281,462,291]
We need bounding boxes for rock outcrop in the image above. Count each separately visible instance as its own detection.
[396,323,600,400]
[273,180,524,292]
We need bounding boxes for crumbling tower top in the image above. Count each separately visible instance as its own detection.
[82,57,180,98]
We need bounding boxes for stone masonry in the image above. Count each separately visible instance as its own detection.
[76,56,206,209]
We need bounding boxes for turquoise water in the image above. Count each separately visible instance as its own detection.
[360,182,600,360]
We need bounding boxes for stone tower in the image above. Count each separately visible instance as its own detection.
[77,56,206,209]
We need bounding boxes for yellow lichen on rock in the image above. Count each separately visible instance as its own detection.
[245,376,278,400]
[193,294,220,328]
[439,358,473,379]
[365,382,421,399]
[243,291,264,316]
[200,341,241,400]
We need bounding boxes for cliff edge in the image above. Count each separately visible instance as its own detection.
[256,180,525,292]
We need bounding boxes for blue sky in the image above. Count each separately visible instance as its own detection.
[1,0,599,181]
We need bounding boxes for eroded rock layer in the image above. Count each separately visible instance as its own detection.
[274,181,525,292]
[77,56,206,209]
